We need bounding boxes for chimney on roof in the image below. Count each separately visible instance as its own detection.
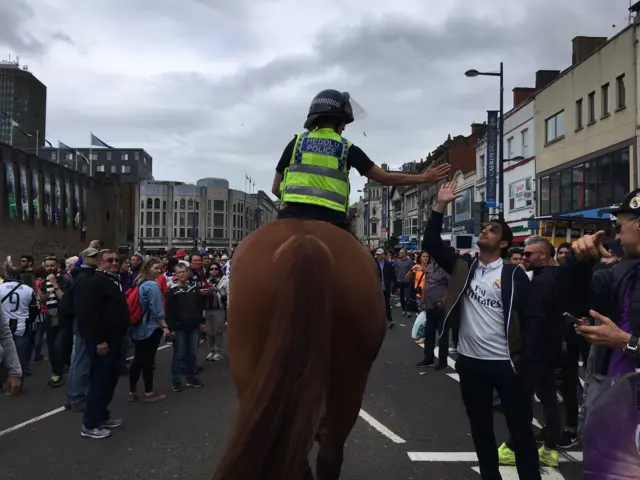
[572,36,607,65]
[535,70,561,90]
[470,122,486,138]
[512,87,536,107]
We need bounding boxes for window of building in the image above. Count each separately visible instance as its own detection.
[186,211,195,227]
[90,153,98,161]
[141,201,144,209]
[146,198,153,209]
[550,172,560,213]
[478,155,485,179]
[143,156,148,166]
[179,212,185,226]
[121,165,131,174]
[187,199,193,210]
[214,213,224,227]
[617,74,626,110]
[179,199,185,209]
[106,152,112,161]
[506,137,514,158]
[121,153,128,161]
[545,111,564,143]
[583,160,598,209]
[140,228,144,237]
[411,217,419,235]
[66,153,73,161]
[146,211,152,224]
[371,222,378,235]
[173,212,177,224]
[214,200,224,211]
[51,152,57,161]
[153,228,160,237]
[154,198,160,209]
[538,147,629,216]
[162,212,166,225]
[601,83,610,117]
[186,228,193,238]
[162,228,166,237]
[214,229,224,239]
[560,169,572,212]
[587,91,596,124]
[174,228,177,237]
[110,165,116,173]
[134,152,140,161]
[599,155,613,206]
[571,164,584,211]
[207,200,211,210]
[162,200,166,209]
[575,98,583,130]
[521,129,529,157]
[140,212,144,225]
[96,164,105,172]
[146,227,152,237]
[153,212,160,225]
[179,228,185,238]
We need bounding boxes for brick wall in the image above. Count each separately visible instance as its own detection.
[0,142,120,261]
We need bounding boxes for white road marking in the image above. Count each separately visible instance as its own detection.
[359,409,406,444]
[472,466,567,479]
[407,451,582,462]
[0,344,172,438]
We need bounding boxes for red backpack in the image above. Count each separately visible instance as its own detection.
[125,286,143,325]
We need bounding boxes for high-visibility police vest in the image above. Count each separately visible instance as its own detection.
[280,128,351,213]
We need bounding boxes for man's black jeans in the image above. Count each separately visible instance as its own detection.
[422,308,444,364]
[83,342,122,430]
[456,354,541,480]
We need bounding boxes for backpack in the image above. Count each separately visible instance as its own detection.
[126,286,143,325]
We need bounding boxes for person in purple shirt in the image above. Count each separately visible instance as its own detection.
[559,188,640,478]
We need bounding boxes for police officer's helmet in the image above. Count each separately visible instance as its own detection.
[304,89,354,130]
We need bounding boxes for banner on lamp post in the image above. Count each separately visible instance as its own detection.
[381,186,388,229]
[486,110,499,209]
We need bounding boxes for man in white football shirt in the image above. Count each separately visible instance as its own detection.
[0,267,38,391]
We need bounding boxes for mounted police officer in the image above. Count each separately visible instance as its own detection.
[272,89,451,231]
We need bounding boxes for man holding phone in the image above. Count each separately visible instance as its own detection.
[559,188,640,476]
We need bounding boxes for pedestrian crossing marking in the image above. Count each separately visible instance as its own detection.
[472,466,567,479]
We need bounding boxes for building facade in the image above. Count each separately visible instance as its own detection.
[135,177,277,253]
[0,141,120,260]
[37,147,153,183]
[535,30,636,245]
[0,60,47,152]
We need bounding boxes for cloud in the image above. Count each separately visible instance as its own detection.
[0,0,632,202]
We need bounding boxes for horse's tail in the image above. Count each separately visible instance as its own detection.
[214,234,333,480]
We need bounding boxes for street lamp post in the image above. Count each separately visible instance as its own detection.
[465,62,505,219]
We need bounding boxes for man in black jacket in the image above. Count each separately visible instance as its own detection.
[75,249,129,440]
[423,182,541,480]
[374,248,396,328]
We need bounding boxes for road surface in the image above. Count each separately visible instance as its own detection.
[0,308,583,479]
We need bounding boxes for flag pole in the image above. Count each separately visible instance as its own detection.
[89,131,92,176]
[75,150,78,171]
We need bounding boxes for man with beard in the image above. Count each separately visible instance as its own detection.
[422,181,542,480]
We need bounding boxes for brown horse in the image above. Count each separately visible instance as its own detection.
[213,218,387,480]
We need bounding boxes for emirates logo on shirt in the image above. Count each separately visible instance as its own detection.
[466,284,502,308]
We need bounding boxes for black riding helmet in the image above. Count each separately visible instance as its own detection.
[303,89,354,130]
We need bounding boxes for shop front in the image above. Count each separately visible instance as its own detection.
[536,208,613,247]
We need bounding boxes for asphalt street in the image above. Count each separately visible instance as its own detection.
[0,306,584,480]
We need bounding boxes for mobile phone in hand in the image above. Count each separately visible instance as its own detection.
[563,312,591,326]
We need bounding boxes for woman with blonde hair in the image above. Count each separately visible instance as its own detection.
[128,257,170,403]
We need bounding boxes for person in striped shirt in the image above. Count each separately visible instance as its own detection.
[40,257,70,388]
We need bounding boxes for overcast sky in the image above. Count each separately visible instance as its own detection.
[0,0,632,201]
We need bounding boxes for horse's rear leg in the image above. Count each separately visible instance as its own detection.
[315,371,369,480]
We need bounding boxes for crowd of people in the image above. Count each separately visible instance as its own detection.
[368,181,636,479]
[0,245,231,440]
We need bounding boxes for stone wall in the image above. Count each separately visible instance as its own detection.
[0,142,120,261]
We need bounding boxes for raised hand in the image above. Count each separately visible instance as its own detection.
[437,181,463,205]
[572,230,612,262]
[422,163,450,184]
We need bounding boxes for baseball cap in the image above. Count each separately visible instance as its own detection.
[610,188,640,217]
[375,248,384,255]
[81,247,99,258]
[175,249,187,259]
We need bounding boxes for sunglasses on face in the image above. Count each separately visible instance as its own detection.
[522,250,543,257]
[210,267,219,272]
